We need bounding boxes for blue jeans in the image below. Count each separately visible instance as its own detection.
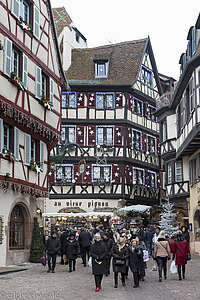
[147,242,152,257]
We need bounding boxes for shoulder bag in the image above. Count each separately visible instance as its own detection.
[185,241,191,261]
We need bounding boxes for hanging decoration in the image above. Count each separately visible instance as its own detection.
[10,72,25,91]
[0,100,59,143]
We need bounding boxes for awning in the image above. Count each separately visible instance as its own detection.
[117,205,151,213]
[42,212,113,218]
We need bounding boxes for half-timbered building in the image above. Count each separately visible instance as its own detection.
[48,37,163,214]
[156,14,200,254]
[0,0,64,265]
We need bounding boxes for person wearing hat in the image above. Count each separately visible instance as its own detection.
[153,231,171,282]
[65,232,79,273]
[111,237,129,288]
[90,233,107,292]
[172,230,190,280]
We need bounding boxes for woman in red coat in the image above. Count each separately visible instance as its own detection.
[173,231,190,280]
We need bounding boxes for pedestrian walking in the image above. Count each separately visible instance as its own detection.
[181,226,190,247]
[46,232,60,273]
[136,236,147,281]
[172,231,190,280]
[90,233,107,292]
[103,233,113,276]
[111,237,129,288]
[145,226,155,257]
[128,238,143,288]
[65,232,79,273]
[153,231,171,282]
[60,228,69,265]
[78,227,92,267]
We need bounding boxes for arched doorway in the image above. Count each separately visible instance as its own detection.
[9,205,25,249]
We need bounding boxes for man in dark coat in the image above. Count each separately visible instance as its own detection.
[145,226,155,257]
[65,232,79,272]
[78,227,91,267]
[103,233,113,276]
[90,233,107,292]
[111,237,129,288]
[46,232,60,273]
[60,228,69,265]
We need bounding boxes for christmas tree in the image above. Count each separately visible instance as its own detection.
[159,201,179,237]
[29,217,44,263]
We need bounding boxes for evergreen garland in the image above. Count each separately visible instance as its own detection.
[29,217,44,263]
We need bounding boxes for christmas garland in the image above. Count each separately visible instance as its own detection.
[0,100,59,143]
[10,72,25,91]
[1,148,15,162]
[0,180,48,198]
[19,17,32,32]
[40,95,53,110]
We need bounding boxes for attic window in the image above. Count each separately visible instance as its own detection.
[95,61,108,78]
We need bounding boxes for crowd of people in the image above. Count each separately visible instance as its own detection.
[45,225,190,292]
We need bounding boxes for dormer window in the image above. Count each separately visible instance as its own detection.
[141,66,152,87]
[192,26,196,55]
[95,61,108,78]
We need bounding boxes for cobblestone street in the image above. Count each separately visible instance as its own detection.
[0,254,200,300]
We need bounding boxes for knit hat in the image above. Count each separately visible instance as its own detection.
[94,233,101,240]
[159,231,166,239]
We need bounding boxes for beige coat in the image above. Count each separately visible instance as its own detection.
[153,240,171,258]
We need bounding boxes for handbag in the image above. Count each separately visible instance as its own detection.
[143,250,149,262]
[41,254,46,267]
[115,258,125,266]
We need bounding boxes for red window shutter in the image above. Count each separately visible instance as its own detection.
[144,169,148,186]
[128,94,133,111]
[77,92,84,108]
[126,165,133,184]
[114,126,122,146]
[143,102,147,116]
[76,126,84,146]
[88,125,96,145]
[156,137,160,156]
[88,92,96,108]
[142,132,147,152]
[83,164,92,183]
[74,165,82,183]
[115,92,123,108]
[112,165,121,184]
[49,171,55,184]
[126,127,132,147]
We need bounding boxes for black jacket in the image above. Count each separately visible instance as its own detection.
[129,245,143,273]
[65,238,79,260]
[111,243,129,273]
[103,238,113,258]
[90,241,107,275]
[60,231,69,250]
[78,230,91,248]
[46,237,60,255]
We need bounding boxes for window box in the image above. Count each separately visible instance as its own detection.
[29,159,41,173]
[0,148,15,162]
[19,16,32,32]
[40,95,53,110]
[10,72,25,91]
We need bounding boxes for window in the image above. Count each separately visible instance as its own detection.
[92,165,111,183]
[141,66,152,87]
[132,129,141,150]
[61,126,76,144]
[147,135,156,154]
[56,165,73,183]
[4,38,28,87]
[162,121,167,142]
[95,61,108,78]
[147,104,156,121]
[175,161,183,182]
[132,97,142,115]
[148,171,156,188]
[96,93,114,109]
[168,164,172,184]
[192,26,196,55]
[62,93,76,108]
[3,124,10,150]
[9,205,24,249]
[31,138,36,161]
[41,73,47,98]
[35,66,53,104]
[133,168,144,185]
[97,126,113,146]
[0,119,16,155]
[20,0,29,23]
[189,79,194,111]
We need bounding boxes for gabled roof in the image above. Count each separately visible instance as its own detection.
[65,38,148,86]
[53,7,73,36]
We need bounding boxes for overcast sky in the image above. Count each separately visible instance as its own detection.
[51,0,200,81]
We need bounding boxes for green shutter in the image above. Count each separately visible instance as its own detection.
[14,127,19,161]
[24,133,31,166]
[33,5,40,39]
[22,54,28,89]
[12,0,20,18]
[4,38,12,76]
[35,66,42,99]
